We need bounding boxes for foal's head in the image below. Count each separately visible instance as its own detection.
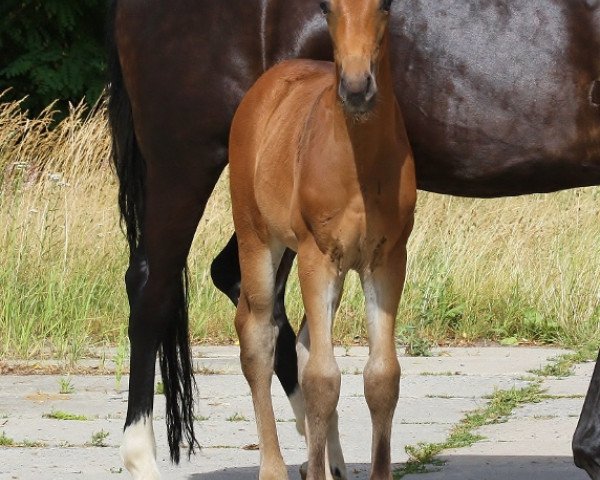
[320,0,394,115]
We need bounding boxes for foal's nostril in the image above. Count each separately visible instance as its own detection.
[365,75,372,93]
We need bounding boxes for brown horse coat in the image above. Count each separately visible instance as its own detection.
[229,1,415,478]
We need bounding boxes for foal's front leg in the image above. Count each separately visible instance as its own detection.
[235,239,288,480]
[297,317,348,480]
[297,241,344,480]
[360,243,407,480]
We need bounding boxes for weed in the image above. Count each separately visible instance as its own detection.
[155,382,164,395]
[420,371,461,377]
[0,431,14,446]
[20,439,46,447]
[90,430,109,447]
[226,413,248,422]
[58,377,74,394]
[194,415,209,422]
[399,325,433,357]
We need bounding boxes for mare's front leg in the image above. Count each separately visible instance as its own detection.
[235,231,288,480]
[297,240,344,480]
[360,242,407,480]
[573,349,600,480]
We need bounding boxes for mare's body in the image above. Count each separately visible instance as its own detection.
[109,0,600,478]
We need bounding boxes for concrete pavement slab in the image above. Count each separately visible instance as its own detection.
[0,346,592,480]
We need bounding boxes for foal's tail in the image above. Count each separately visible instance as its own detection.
[107,0,197,463]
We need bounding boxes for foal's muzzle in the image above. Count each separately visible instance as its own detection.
[339,72,377,114]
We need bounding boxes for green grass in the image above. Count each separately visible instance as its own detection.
[530,344,598,377]
[1,98,600,359]
[395,345,593,477]
[43,410,88,421]
[395,382,544,477]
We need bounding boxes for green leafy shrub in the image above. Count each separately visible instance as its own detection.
[0,0,107,115]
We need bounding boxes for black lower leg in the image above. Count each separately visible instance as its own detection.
[273,249,299,396]
[125,270,198,464]
[210,233,241,305]
[125,245,148,309]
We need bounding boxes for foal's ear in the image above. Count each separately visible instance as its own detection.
[381,0,393,13]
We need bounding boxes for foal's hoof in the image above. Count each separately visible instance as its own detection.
[300,462,308,480]
[330,466,345,480]
[298,462,345,480]
[259,463,289,480]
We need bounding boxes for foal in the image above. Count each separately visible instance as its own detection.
[229,0,415,478]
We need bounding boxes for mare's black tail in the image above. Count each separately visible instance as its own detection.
[107,0,197,463]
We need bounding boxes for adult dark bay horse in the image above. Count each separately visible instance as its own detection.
[108,0,600,478]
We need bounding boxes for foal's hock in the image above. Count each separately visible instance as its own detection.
[229,1,416,479]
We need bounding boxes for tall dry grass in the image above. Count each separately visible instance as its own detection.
[0,98,599,359]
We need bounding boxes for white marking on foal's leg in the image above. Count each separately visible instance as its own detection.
[289,387,306,436]
[294,319,310,437]
[121,416,160,480]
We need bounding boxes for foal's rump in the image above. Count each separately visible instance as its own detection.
[229,59,334,246]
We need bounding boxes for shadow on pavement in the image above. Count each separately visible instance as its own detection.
[188,456,589,480]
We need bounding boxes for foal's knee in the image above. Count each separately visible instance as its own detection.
[364,357,400,414]
[302,358,341,416]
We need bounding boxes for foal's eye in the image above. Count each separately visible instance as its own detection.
[381,0,393,12]
[320,1,330,15]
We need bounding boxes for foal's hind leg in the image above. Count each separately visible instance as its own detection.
[211,235,300,402]
[236,233,288,480]
[359,244,407,480]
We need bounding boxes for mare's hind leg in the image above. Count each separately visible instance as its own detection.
[210,233,241,304]
[573,349,600,479]
[359,244,407,480]
[236,231,288,480]
[121,161,223,479]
